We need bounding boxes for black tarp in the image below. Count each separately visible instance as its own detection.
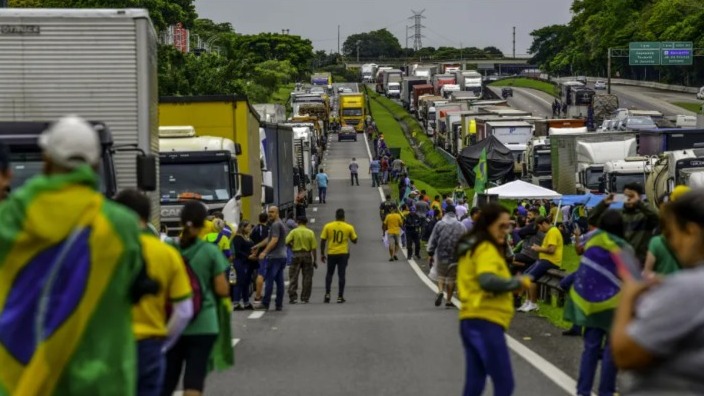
[457,135,515,185]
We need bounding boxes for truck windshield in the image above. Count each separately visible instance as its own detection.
[342,108,363,116]
[160,162,232,203]
[10,156,107,194]
[611,174,645,193]
[534,152,551,174]
[585,168,602,190]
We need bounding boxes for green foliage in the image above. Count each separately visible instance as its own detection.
[489,77,559,97]
[529,0,704,85]
[342,29,403,58]
[673,102,703,113]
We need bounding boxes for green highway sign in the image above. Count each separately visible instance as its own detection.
[629,42,660,50]
[662,41,693,49]
[661,41,693,65]
[629,49,660,65]
[628,41,694,66]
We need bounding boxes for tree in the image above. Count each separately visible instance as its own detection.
[528,24,572,74]
[483,46,504,57]
[342,29,403,58]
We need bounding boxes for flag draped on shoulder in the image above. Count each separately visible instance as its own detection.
[473,148,488,194]
[0,166,143,396]
[563,231,628,331]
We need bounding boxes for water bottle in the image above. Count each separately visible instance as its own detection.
[229,266,237,285]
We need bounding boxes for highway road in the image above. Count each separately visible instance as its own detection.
[488,86,554,118]
[601,84,700,116]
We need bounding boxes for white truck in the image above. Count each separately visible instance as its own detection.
[440,84,461,99]
[454,70,483,98]
[253,104,287,124]
[386,81,401,98]
[0,9,159,223]
[485,121,533,176]
[602,157,656,194]
[576,138,637,193]
[646,149,704,208]
[159,126,253,234]
[524,127,588,189]
[361,63,378,83]
[383,69,403,97]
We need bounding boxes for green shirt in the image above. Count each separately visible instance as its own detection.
[179,239,230,335]
[648,235,680,275]
[285,226,318,252]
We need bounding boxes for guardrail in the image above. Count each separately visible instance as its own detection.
[557,76,700,94]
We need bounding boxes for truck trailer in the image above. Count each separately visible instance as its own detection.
[261,122,296,217]
[0,9,160,223]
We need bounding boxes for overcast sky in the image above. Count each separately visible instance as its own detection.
[194,0,573,56]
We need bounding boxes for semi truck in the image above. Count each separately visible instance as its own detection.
[412,85,435,116]
[0,9,160,223]
[261,122,296,217]
[432,74,457,96]
[646,149,704,208]
[375,67,393,93]
[454,70,483,98]
[638,129,704,156]
[159,95,259,221]
[158,126,253,235]
[523,127,588,189]
[311,72,332,87]
[602,157,656,194]
[361,63,378,83]
[412,64,438,79]
[401,77,429,110]
[485,121,533,176]
[253,104,287,124]
[339,93,366,132]
[383,69,403,95]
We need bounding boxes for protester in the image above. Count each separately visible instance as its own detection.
[427,204,466,308]
[369,158,381,187]
[250,212,270,303]
[381,156,390,184]
[0,116,148,395]
[404,206,424,260]
[383,206,404,261]
[295,187,307,217]
[563,210,628,396]
[455,203,531,396]
[162,201,230,396]
[286,216,318,304]
[455,199,469,219]
[462,207,481,231]
[203,218,233,263]
[232,221,258,311]
[349,157,360,186]
[611,191,704,394]
[0,141,11,200]
[512,208,544,269]
[320,208,358,303]
[315,168,329,204]
[255,206,288,311]
[518,216,564,312]
[643,186,689,277]
[453,183,466,204]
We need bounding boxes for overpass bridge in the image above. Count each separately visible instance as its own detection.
[344,58,535,74]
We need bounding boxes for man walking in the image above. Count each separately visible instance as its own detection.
[315,168,329,203]
[320,208,358,303]
[369,158,381,187]
[285,216,318,304]
[349,157,359,186]
[256,206,289,311]
[383,206,404,261]
[427,205,466,307]
[404,206,424,260]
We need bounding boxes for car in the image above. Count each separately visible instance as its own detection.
[594,80,607,90]
[501,87,513,98]
[697,86,704,100]
[338,126,357,142]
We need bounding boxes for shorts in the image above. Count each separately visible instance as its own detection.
[513,253,537,267]
[387,233,401,246]
[258,258,268,277]
[524,259,559,281]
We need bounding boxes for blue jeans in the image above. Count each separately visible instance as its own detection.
[232,258,255,305]
[318,186,327,202]
[460,319,514,396]
[325,254,349,297]
[137,338,165,396]
[577,327,617,396]
[371,172,380,187]
[262,257,286,309]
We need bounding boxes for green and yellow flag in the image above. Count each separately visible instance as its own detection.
[0,166,143,396]
[473,148,488,194]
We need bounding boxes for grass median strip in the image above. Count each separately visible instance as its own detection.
[489,77,559,97]
[673,101,702,113]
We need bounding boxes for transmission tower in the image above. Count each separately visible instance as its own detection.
[409,9,426,51]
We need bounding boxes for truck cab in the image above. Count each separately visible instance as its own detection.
[525,137,552,188]
[159,126,252,235]
[602,157,653,193]
[386,82,401,98]
[576,138,637,193]
[339,93,366,132]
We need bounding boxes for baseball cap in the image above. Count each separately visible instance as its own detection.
[445,204,456,213]
[670,185,691,202]
[39,115,101,169]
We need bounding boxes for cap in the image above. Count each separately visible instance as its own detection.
[670,185,691,202]
[445,204,456,213]
[39,115,101,169]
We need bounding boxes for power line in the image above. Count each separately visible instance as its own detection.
[409,9,426,51]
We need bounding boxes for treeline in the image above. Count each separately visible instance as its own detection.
[9,0,317,101]
[342,29,505,59]
[529,0,704,85]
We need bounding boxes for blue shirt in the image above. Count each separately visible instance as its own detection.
[370,160,380,173]
[316,172,328,188]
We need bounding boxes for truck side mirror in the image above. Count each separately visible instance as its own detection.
[239,174,254,198]
[263,185,274,204]
[136,154,157,192]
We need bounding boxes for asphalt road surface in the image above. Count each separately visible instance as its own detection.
[602,84,700,116]
[488,86,554,118]
[194,131,581,396]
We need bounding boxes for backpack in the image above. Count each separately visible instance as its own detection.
[166,243,204,322]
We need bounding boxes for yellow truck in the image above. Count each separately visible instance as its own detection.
[339,93,366,132]
[159,95,261,225]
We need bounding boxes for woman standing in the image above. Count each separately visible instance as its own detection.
[455,203,531,396]
[161,201,231,396]
[232,220,258,311]
[611,191,704,395]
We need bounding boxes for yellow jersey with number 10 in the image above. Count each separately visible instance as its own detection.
[321,221,358,255]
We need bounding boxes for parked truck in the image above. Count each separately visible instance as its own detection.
[375,67,393,93]
[0,9,159,222]
[412,64,438,79]
[602,157,656,194]
[401,77,429,111]
[523,127,588,189]
[432,74,457,96]
[454,70,483,98]
[412,85,435,117]
[158,126,253,234]
[311,72,332,87]
[383,69,403,95]
[159,95,259,221]
[361,63,378,83]
[646,149,704,208]
[339,92,366,132]
[261,122,296,217]
[253,103,287,124]
[485,121,533,176]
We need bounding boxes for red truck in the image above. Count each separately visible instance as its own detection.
[412,84,434,114]
[432,74,457,96]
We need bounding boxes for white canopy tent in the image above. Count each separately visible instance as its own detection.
[485,180,562,200]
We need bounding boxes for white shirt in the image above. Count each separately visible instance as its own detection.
[455,204,468,219]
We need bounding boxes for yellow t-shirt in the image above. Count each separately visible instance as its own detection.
[540,226,563,266]
[430,201,442,211]
[286,226,318,252]
[321,221,358,255]
[203,232,232,258]
[457,241,514,330]
[133,234,193,340]
[384,213,404,235]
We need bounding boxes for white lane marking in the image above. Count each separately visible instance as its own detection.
[364,107,583,395]
[248,311,265,319]
[362,132,386,201]
[310,218,316,224]
[232,338,240,347]
[515,87,553,107]
[313,207,318,212]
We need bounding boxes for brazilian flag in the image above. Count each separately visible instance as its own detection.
[0,166,143,396]
[473,148,488,194]
[563,231,631,331]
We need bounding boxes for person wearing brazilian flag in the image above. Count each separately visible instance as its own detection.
[563,209,630,396]
[0,116,148,395]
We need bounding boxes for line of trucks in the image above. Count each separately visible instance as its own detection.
[0,8,334,234]
[363,60,704,209]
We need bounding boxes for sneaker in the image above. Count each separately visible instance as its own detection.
[244,303,254,310]
[253,302,268,311]
[516,301,530,312]
[289,299,298,304]
[520,302,539,313]
[324,294,330,303]
[233,303,245,311]
[337,297,346,303]
[393,255,398,261]
[301,300,309,304]
[389,258,394,262]
[434,292,444,307]
[275,306,283,311]
[445,302,455,309]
